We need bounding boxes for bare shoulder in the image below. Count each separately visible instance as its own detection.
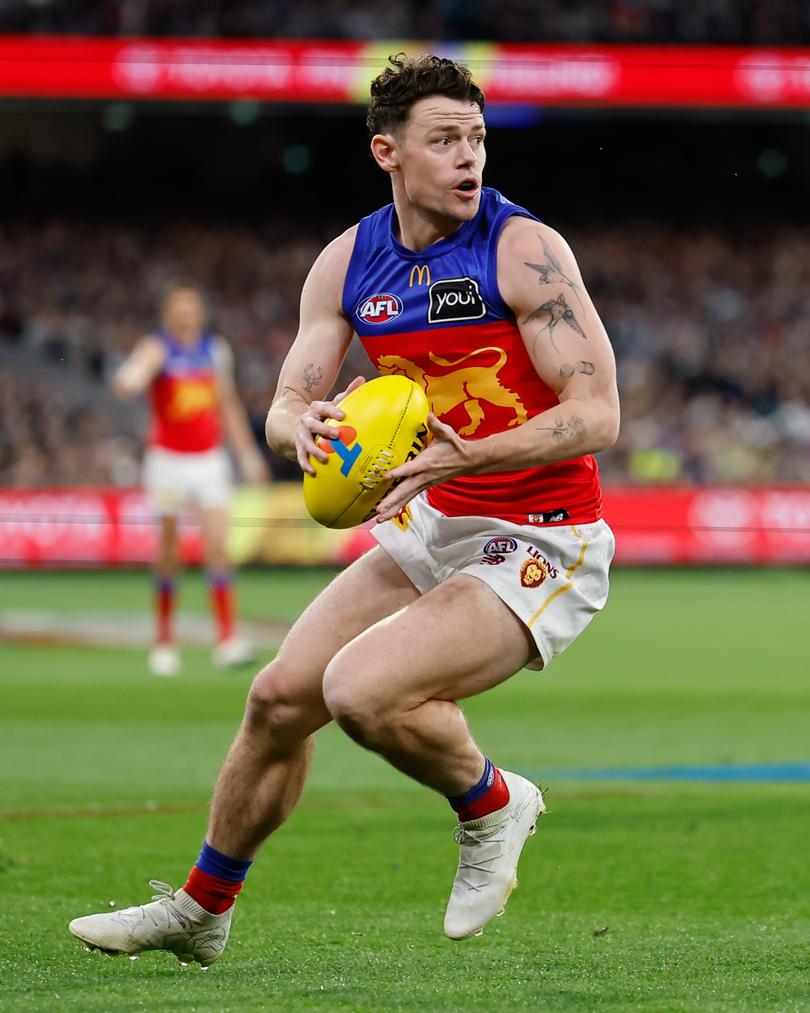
[211,334,234,372]
[131,333,167,362]
[299,224,359,319]
[308,225,358,283]
[497,217,585,307]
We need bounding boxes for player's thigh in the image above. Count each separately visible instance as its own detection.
[325,573,536,713]
[252,546,421,719]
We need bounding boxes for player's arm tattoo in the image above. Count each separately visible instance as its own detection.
[535,415,587,444]
[302,363,323,394]
[525,234,583,297]
[559,360,595,378]
[523,294,587,352]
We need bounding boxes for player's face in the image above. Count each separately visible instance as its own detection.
[162,289,205,342]
[395,96,486,223]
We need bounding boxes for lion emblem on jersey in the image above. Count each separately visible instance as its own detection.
[168,379,218,420]
[376,346,527,436]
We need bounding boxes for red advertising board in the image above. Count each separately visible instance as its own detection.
[0,37,809,108]
[0,486,807,568]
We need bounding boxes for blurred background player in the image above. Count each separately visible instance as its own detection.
[113,282,269,676]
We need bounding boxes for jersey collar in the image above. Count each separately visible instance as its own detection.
[386,200,480,261]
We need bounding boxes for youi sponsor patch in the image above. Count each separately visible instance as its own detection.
[428,277,486,324]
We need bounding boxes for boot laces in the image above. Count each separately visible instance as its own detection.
[148,880,177,902]
[452,824,507,890]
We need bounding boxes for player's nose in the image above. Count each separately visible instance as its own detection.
[456,140,479,165]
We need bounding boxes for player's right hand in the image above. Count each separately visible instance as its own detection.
[294,375,365,475]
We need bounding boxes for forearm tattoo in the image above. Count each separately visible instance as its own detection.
[302,363,323,394]
[523,294,587,352]
[536,415,587,444]
[559,360,595,378]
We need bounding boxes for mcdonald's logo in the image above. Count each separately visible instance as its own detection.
[409,264,431,287]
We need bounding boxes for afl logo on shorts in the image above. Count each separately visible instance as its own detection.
[428,277,486,324]
[483,537,517,555]
[357,293,403,324]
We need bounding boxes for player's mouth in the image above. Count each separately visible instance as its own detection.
[451,178,480,200]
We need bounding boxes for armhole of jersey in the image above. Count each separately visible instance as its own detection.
[211,335,233,379]
[485,208,540,319]
[340,218,369,320]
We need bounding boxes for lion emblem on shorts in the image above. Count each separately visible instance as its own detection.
[376,347,527,436]
[520,557,551,588]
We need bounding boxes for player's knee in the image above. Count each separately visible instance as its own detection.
[245,661,319,739]
[322,658,390,747]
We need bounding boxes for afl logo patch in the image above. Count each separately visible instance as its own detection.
[357,293,403,324]
[483,537,518,555]
[428,277,486,324]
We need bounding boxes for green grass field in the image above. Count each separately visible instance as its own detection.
[1,567,808,1011]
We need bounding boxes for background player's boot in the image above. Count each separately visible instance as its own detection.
[69,880,232,967]
[443,771,545,940]
[148,644,181,677]
[212,635,255,669]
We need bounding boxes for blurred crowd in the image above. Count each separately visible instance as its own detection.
[0,0,808,45]
[2,216,809,488]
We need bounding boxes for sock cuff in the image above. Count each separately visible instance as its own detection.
[207,570,232,588]
[448,758,496,811]
[196,841,253,882]
[155,578,175,594]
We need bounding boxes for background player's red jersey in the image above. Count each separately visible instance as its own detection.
[149,331,222,453]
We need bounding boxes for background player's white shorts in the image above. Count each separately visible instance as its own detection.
[372,494,615,670]
[142,446,233,515]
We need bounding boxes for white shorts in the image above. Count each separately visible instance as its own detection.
[142,446,233,515]
[372,494,615,670]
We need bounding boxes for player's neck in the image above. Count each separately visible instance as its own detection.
[392,193,464,253]
[168,328,202,346]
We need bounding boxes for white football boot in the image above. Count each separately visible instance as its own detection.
[69,881,233,967]
[444,770,545,940]
[212,636,255,669]
[148,645,181,677]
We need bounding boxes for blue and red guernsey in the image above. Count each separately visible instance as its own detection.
[149,331,222,453]
[342,188,602,525]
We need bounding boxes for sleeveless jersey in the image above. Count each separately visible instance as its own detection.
[149,331,222,453]
[342,187,602,525]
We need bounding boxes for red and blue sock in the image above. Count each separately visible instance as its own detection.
[183,841,252,915]
[207,570,235,643]
[448,757,510,822]
[154,577,176,645]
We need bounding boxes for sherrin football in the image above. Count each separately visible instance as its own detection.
[303,375,430,529]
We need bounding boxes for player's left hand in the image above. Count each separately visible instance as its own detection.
[375,413,472,522]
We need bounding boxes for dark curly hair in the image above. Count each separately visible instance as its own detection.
[367,53,485,137]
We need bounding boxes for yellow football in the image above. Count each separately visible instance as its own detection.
[303,375,430,528]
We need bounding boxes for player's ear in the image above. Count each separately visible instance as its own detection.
[370,133,400,174]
